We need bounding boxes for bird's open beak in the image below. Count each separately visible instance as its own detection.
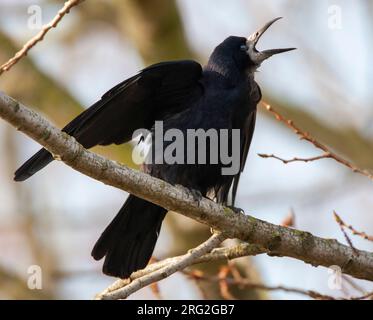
[246,17,296,65]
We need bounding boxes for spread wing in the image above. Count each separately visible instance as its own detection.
[14,60,203,181]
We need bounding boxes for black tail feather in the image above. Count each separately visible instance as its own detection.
[92,195,166,278]
[14,148,53,182]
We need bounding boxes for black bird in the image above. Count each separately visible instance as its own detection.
[14,18,295,278]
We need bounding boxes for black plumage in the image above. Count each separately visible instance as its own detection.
[14,18,294,278]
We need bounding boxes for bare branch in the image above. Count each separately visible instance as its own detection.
[190,273,336,300]
[334,211,373,242]
[97,233,226,300]
[342,275,366,295]
[218,265,236,300]
[102,242,267,298]
[94,243,267,299]
[333,211,359,256]
[258,153,332,164]
[0,0,85,75]
[1,91,373,283]
[149,282,162,299]
[261,102,373,180]
[148,257,163,299]
[194,276,373,300]
[185,263,373,300]
[350,291,373,300]
[136,242,267,281]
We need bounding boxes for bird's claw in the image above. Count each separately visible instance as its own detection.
[226,206,244,214]
[189,189,203,204]
[175,184,203,204]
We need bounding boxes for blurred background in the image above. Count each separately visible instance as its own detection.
[0,0,373,299]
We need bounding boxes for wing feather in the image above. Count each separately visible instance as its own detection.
[14,60,203,181]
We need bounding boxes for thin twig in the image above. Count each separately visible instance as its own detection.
[149,282,162,299]
[98,233,226,300]
[186,269,211,299]
[94,242,266,299]
[258,153,332,164]
[224,281,335,300]
[218,266,236,300]
[227,261,245,285]
[333,211,359,256]
[334,211,373,242]
[135,243,266,280]
[261,101,373,180]
[185,269,335,300]
[185,266,373,300]
[281,209,295,228]
[148,257,163,299]
[0,0,85,75]
[342,275,366,295]
[350,291,373,300]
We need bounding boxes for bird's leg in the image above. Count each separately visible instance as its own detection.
[226,206,244,214]
[189,188,203,203]
[175,184,203,204]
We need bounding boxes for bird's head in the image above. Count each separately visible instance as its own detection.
[207,18,295,77]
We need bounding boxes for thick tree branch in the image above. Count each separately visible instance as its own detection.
[0,0,85,75]
[1,91,373,283]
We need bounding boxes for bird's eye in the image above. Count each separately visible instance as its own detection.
[240,44,247,51]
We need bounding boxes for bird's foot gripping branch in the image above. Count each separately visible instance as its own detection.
[1,91,373,300]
